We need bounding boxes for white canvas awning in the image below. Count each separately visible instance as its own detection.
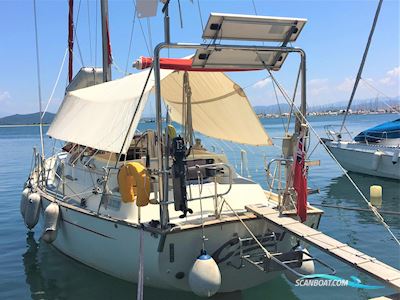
[161,71,272,146]
[48,68,173,154]
[48,68,272,154]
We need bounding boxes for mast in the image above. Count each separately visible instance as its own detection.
[339,0,383,134]
[68,0,74,82]
[100,0,112,82]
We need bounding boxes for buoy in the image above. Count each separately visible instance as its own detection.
[370,185,382,208]
[284,248,315,284]
[372,150,383,170]
[42,202,60,243]
[20,188,30,218]
[24,193,41,230]
[392,149,400,165]
[188,251,221,297]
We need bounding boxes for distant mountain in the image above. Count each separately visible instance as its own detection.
[254,97,399,114]
[0,112,55,125]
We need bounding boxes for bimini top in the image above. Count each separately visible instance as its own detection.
[354,118,400,143]
[47,66,272,154]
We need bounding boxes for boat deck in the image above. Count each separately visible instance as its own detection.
[246,204,400,291]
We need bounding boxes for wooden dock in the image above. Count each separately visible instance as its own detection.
[246,204,400,291]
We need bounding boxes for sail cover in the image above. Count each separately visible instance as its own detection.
[48,68,271,154]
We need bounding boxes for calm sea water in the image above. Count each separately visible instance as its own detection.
[0,114,399,300]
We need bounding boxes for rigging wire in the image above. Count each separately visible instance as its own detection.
[267,70,400,246]
[339,0,383,133]
[32,0,45,159]
[95,0,98,67]
[360,78,400,113]
[125,4,137,74]
[42,47,68,118]
[73,0,85,67]
[131,0,151,56]
[146,17,153,55]
[196,0,204,31]
[251,0,258,15]
[86,0,93,65]
[177,0,183,29]
[286,63,302,132]
[270,76,287,131]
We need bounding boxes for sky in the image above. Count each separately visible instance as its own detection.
[0,0,399,117]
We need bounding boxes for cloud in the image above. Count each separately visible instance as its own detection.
[308,78,329,96]
[336,77,374,93]
[252,77,271,89]
[337,77,355,92]
[0,91,11,102]
[380,66,400,85]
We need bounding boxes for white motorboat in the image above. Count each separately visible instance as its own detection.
[21,2,328,297]
[323,119,400,180]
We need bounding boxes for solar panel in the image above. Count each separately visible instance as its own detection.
[191,48,288,71]
[202,13,307,42]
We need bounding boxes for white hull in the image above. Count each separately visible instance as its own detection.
[39,194,321,292]
[324,140,400,180]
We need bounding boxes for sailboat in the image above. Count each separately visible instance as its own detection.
[322,0,400,180]
[21,1,328,296]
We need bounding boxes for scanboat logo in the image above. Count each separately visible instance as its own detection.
[295,274,384,289]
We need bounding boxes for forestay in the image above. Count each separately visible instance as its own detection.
[48,68,272,154]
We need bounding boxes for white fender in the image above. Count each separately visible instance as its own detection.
[42,202,60,243]
[24,193,41,230]
[45,157,57,188]
[392,149,400,165]
[20,188,30,218]
[188,252,221,297]
[372,150,383,170]
[284,248,315,284]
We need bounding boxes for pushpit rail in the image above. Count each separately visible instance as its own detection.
[246,204,400,291]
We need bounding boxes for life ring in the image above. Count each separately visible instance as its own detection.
[118,162,150,206]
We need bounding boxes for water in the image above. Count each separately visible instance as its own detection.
[0,114,399,300]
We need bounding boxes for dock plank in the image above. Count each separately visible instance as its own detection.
[246,204,400,292]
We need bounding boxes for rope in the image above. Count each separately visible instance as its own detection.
[42,47,68,118]
[33,0,45,159]
[267,71,400,246]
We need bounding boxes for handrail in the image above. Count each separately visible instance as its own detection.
[324,124,353,141]
[161,162,233,205]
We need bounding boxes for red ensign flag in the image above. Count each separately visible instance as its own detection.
[293,130,308,222]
